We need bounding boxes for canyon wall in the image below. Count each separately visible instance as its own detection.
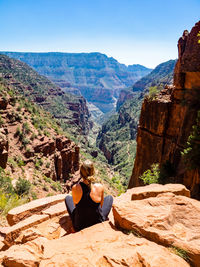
[1,52,152,113]
[128,21,200,198]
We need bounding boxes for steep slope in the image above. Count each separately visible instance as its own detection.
[1,52,152,113]
[97,60,176,185]
[128,21,200,199]
[0,75,80,201]
[0,75,125,227]
[117,59,176,111]
[0,54,92,136]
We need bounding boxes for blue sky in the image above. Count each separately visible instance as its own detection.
[0,0,199,68]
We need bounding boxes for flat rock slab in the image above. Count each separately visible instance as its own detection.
[42,201,67,218]
[1,222,189,267]
[7,194,66,226]
[0,214,49,247]
[113,192,200,267]
[115,184,190,203]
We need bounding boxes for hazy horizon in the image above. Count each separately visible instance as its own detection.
[0,0,199,68]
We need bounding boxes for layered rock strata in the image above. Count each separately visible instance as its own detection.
[129,21,200,198]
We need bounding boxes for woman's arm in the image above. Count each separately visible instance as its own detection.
[72,184,83,204]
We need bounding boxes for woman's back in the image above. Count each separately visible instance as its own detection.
[72,182,104,231]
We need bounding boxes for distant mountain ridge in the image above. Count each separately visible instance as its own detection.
[0,54,92,136]
[1,52,152,113]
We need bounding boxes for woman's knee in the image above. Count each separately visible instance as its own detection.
[65,195,72,205]
[104,195,113,205]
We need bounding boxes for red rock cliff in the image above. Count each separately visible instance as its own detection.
[128,21,200,198]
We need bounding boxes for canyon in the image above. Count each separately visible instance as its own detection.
[0,16,200,267]
[1,52,152,114]
[97,59,176,184]
[129,21,200,199]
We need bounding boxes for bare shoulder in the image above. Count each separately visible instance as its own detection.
[72,183,82,193]
[93,183,104,191]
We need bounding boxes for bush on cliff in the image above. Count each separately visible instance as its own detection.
[140,161,175,185]
[0,169,29,216]
[181,110,200,170]
[15,178,31,196]
[139,163,160,184]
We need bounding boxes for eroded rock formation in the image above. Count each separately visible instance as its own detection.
[0,184,197,266]
[129,21,200,198]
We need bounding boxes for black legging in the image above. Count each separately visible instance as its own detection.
[65,195,113,220]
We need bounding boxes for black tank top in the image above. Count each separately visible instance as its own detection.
[72,182,104,231]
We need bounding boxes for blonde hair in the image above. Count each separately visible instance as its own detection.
[80,160,95,187]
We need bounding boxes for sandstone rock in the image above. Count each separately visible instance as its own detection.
[1,214,49,247]
[132,184,189,200]
[42,201,67,218]
[0,130,9,169]
[113,193,200,267]
[115,184,190,203]
[128,21,200,197]
[55,136,71,151]
[2,222,188,267]
[15,229,43,244]
[33,139,55,156]
[7,194,66,225]
[39,221,189,267]
[0,97,8,110]
[1,237,47,267]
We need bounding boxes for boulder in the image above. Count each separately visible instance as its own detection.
[114,184,190,204]
[7,194,66,225]
[42,201,67,218]
[1,237,47,267]
[1,222,190,267]
[1,214,49,247]
[113,192,200,267]
[0,130,9,169]
[0,97,8,110]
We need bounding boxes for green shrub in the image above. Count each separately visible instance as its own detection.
[0,191,28,216]
[44,176,52,183]
[51,182,62,192]
[46,161,50,168]
[17,103,23,111]
[43,184,49,192]
[139,163,160,184]
[148,86,159,99]
[35,158,43,170]
[15,156,26,167]
[0,168,14,194]
[181,111,200,170]
[0,115,5,126]
[30,133,37,140]
[22,122,31,134]
[170,246,191,263]
[15,178,31,196]
[15,126,22,137]
[31,191,38,200]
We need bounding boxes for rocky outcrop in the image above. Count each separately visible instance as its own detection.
[0,128,8,168]
[129,21,200,198]
[113,192,200,267]
[116,89,135,111]
[32,136,79,182]
[0,184,195,266]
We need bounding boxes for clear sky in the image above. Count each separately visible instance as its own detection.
[0,0,199,68]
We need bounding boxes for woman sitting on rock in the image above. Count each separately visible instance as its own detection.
[65,160,113,232]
